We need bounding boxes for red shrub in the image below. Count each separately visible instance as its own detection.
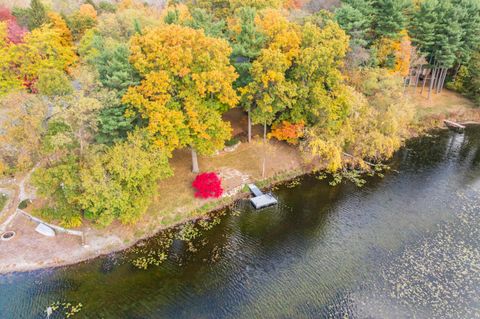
[7,20,27,43]
[0,7,26,43]
[0,6,15,22]
[192,172,223,199]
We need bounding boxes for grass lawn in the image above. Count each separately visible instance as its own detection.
[407,88,479,127]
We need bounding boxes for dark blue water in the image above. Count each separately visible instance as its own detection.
[1,127,479,318]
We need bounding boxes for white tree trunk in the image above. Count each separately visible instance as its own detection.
[428,67,438,100]
[191,148,199,173]
[440,68,448,92]
[421,68,429,94]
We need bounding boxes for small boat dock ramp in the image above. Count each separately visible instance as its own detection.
[247,184,278,209]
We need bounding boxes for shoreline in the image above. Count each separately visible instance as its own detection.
[0,118,478,275]
[0,168,307,275]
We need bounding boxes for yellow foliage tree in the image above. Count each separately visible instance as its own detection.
[255,9,300,63]
[47,12,73,47]
[16,24,77,86]
[123,24,238,172]
[230,0,285,11]
[0,22,22,95]
[240,9,300,132]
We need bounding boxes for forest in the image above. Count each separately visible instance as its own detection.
[0,0,479,227]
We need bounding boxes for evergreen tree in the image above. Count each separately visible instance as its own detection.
[28,0,48,30]
[94,44,140,144]
[230,6,265,88]
[96,101,135,145]
[372,0,410,39]
[410,0,437,57]
[185,8,226,38]
[96,43,140,95]
[456,0,480,65]
[335,3,371,47]
[432,1,461,67]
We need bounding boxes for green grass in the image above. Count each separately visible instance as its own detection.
[0,193,8,212]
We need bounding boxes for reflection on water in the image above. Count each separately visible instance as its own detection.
[1,128,480,318]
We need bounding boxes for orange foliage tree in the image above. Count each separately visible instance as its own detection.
[269,120,305,144]
[375,30,411,77]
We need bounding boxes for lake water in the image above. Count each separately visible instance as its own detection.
[1,127,479,318]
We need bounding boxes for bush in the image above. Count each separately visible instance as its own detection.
[36,69,73,96]
[18,199,31,209]
[225,137,239,147]
[192,172,223,199]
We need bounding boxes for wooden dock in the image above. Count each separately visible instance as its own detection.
[247,184,278,209]
[444,120,465,132]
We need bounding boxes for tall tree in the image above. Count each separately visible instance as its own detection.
[95,43,140,95]
[16,24,77,91]
[79,131,172,226]
[27,0,48,30]
[185,8,226,38]
[123,24,238,172]
[371,0,410,39]
[229,6,266,142]
[0,22,22,95]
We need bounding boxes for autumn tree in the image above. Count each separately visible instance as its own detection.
[0,6,27,44]
[67,4,98,40]
[79,130,172,226]
[55,92,103,156]
[15,24,77,91]
[240,9,299,149]
[47,12,73,47]
[123,24,238,172]
[32,155,83,227]
[0,93,47,173]
[0,22,22,95]
[449,52,480,105]
[36,68,73,96]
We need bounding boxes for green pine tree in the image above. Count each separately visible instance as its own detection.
[230,6,265,88]
[185,8,226,38]
[96,44,140,95]
[372,0,411,39]
[28,0,48,30]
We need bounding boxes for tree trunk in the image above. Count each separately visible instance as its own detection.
[440,68,448,92]
[436,68,445,93]
[435,67,442,93]
[415,65,423,88]
[247,109,252,143]
[191,148,199,173]
[262,122,266,178]
[428,67,438,100]
[421,68,429,94]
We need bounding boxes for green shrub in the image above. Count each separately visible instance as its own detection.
[225,137,240,147]
[18,199,31,210]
